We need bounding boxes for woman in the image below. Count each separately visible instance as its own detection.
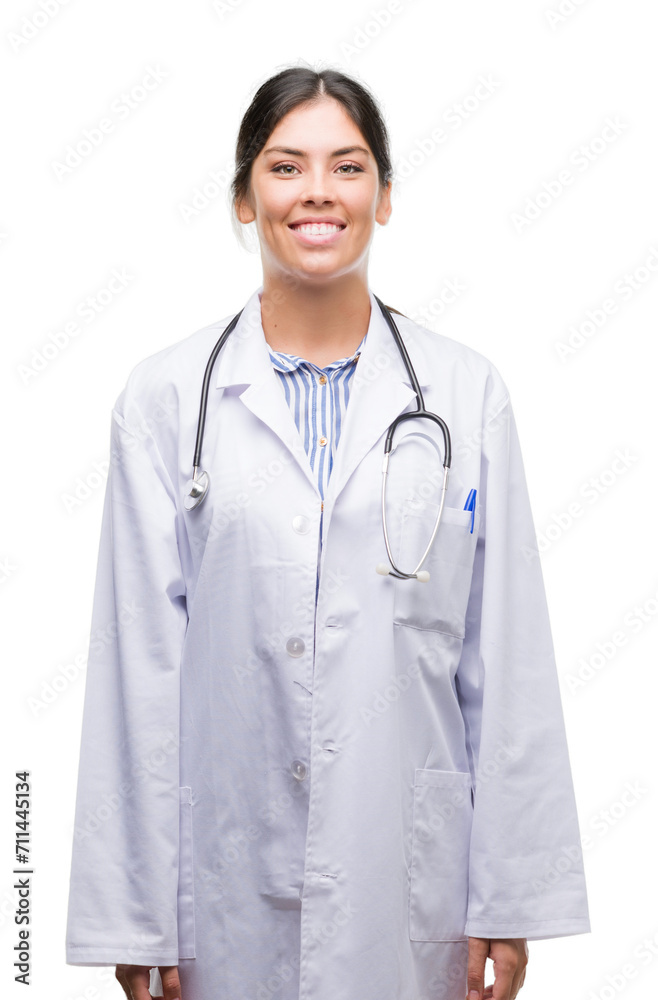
[65,65,591,1000]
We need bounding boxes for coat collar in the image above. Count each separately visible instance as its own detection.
[213,285,431,507]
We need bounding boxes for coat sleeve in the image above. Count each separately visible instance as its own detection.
[455,392,591,941]
[65,386,188,966]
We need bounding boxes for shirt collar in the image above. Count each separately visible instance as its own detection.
[267,331,368,374]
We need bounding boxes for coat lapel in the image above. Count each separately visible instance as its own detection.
[213,285,431,507]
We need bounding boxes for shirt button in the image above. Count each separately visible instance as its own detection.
[319,375,327,384]
[319,436,327,446]
[291,759,307,780]
[286,636,305,657]
[292,515,310,533]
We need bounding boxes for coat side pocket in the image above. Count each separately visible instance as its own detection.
[177,786,196,959]
[409,768,473,942]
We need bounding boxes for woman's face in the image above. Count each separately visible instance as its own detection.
[236,97,392,286]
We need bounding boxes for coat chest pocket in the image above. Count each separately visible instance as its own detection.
[177,786,196,958]
[393,502,480,638]
[409,768,473,942]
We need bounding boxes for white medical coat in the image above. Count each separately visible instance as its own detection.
[65,285,591,1000]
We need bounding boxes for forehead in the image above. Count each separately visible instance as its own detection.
[262,98,368,152]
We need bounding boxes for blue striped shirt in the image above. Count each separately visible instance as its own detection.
[266,333,368,501]
[266,332,367,600]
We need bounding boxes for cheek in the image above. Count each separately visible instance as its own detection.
[263,185,296,220]
[344,197,378,233]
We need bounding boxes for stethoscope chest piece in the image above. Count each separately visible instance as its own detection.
[183,470,210,511]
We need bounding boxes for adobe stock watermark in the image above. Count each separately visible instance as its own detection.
[534,779,648,898]
[555,244,658,361]
[583,780,648,847]
[359,645,431,725]
[60,458,109,513]
[395,75,502,186]
[510,116,627,233]
[564,581,658,695]
[405,277,468,329]
[70,730,181,844]
[253,903,355,999]
[0,556,17,585]
[425,956,470,1000]
[7,0,73,52]
[109,391,178,473]
[453,397,510,463]
[522,447,637,563]
[204,778,308,881]
[413,742,521,844]
[52,65,169,179]
[18,268,134,385]
[232,568,349,684]
[337,0,417,63]
[193,445,302,550]
[545,0,592,30]
[27,598,143,717]
[211,0,248,17]
[178,156,235,223]
[586,926,658,1000]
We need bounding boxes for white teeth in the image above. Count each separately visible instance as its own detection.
[291,223,344,235]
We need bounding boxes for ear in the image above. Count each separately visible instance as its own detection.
[375,180,393,226]
[235,195,256,225]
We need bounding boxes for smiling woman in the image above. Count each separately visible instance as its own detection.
[64,63,591,1000]
[231,87,393,363]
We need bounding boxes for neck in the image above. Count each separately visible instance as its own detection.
[259,273,371,366]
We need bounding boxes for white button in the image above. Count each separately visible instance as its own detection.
[319,436,327,446]
[286,636,305,657]
[292,515,310,533]
[291,759,307,780]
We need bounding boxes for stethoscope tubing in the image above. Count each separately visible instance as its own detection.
[184,296,452,581]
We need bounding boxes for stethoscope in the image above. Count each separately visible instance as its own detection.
[183,295,451,582]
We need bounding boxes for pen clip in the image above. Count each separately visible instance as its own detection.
[464,488,477,533]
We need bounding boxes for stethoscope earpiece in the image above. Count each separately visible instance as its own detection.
[375,563,430,582]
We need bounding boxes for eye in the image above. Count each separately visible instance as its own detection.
[271,163,299,175]
[270,162,365,175]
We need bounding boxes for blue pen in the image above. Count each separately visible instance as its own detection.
[464,489,477,533]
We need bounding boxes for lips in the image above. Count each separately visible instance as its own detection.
[289,224,346,235]
[287,221,347,246]
[288,217,346,229]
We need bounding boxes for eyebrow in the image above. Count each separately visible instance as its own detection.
[262,145,371,158]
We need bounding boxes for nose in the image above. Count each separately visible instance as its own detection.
[300,168,336,205]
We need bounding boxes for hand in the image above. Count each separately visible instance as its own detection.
[465,937,528,1000]
[115,964,182,1000]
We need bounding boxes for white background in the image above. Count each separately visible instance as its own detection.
[1,1,656,998]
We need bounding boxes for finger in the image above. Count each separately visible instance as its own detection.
[115,966,131,1000]
[491,947,517,1000]
[511,958,528,998]
[119,965,153,1000]
[159,964,183,1000]
[466,936,489,999]
[509,939,528,998]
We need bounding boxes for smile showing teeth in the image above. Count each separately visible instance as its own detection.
[290,223,345,234]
